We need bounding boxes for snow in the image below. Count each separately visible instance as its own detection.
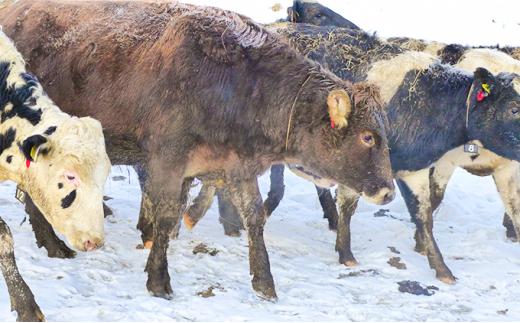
[1,0,520,321]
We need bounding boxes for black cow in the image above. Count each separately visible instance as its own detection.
[286,0,360,30]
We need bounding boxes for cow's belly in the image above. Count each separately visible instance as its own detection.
[436,140,514,177]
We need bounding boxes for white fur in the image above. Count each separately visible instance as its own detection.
[513,78,520,95]
[366,51,437,103]
[457,48,520,75]
[423,41,446,57]
[0,30,111,251]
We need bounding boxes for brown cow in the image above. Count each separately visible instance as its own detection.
[0,0,394,301]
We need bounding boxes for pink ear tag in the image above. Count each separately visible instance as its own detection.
[476,90,486,102]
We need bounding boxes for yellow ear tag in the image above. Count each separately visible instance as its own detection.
[482,83,491,94]
[30,146,37,161]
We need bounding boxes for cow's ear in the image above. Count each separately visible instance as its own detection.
[474,67,496,93]
[21,134,49,162]
[287,6,297,22]
[327,89,352,129]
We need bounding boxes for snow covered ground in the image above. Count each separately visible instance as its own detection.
[1,0,520,321]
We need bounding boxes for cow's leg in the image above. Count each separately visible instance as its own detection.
[264,165,285,216]
[183,183,217,230]
[0,217,44,322]
[397,169,455,284]
[217,188,244,237]
[145,157,191,299]
[25,195,76,259]
[315,186,339,230]
[335,185,360,266]
[135,164,155,247]
[503,213,517,241]
[492,161,520,241]
[228,177,277,300]
[416,164,455,253]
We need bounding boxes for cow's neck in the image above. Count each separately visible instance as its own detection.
[386,65,473,172]
[0,47,70,182]
[267,64,338,162]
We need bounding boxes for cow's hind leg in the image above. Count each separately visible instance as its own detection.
[264,165,285,216]
[315,186,339,230]
[503,213,517,241]
[217,188,244,237]
[183,183,216,230]
[25,195,76,259]
[398,169,455,284]
[228,177,277,300]
[135,164,156,247]
[0,217,44,321]
[493,161,520,241]
[416,164,456,254]
[335,185,360,266]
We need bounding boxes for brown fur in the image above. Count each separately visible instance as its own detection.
[0,0,393,299]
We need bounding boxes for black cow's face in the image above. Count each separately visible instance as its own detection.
[287,0,359,29]
[469,68,520,161]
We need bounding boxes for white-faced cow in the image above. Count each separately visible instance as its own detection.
[0,31,111,321]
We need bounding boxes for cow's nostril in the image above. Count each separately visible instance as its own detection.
[84,240,98,251]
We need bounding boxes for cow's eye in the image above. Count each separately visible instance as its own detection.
[360,130,376,147]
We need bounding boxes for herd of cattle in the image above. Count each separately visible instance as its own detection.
[0,0,519,321]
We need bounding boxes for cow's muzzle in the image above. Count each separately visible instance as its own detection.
[362,181,395,205]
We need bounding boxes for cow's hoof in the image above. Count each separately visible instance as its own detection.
[147,280,173,300]
[143,241,153,249]
[103,203,113,218]
[414,245,427,256]
[327,220,338,231]
[505,230,518,242]
[436,273,456,285]
[225,230,241,238]
[16,304,45,322]
[343,259,358,267]
[47,245,76,259]
[252,276,277,301]
[183,213,195,230]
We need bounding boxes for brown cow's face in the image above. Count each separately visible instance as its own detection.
[21,117,111,251]
[296,87,395,205]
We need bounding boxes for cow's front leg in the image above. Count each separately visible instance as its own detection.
[264,165,285,216]
[24,195,76,259]
[397,169,455,284]
[315,187,339,230]
[335,185,360,266]
[228,177,277,300]
[0,217,44,322]
[145,158,191,299]
[492,161,520,241]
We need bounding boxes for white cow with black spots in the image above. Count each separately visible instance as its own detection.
[0,31,111,321]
